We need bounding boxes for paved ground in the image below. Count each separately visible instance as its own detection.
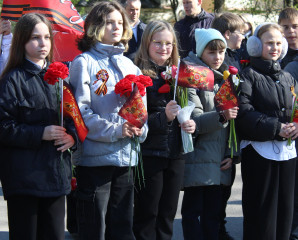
[0,165,243,240]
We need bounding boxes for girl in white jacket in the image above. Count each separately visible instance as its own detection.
[69,1,148,240]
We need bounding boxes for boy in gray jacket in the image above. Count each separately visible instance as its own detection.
[181,28,238,240]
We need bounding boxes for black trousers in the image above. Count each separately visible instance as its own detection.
[76,166,135,240]
[133,157,184,240]
[241,145,296,240]
[7,195,65,240]
[220,164,236,230]
[181,185,222,240]
[290,142,298,240]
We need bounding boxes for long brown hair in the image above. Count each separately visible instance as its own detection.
[77,1,132,52]
[134,20,179,78]
[1,13,53,79]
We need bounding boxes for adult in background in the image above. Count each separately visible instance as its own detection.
[174,0,214,58]
[124,0,146,61]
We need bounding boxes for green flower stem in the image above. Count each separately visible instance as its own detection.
[177,86,188,108]
[229,119,237,158]
[233,120,237,152]
[55,82,64,175]
[229,121,232,148]
[129,136,145,188]
[55,82,61,126]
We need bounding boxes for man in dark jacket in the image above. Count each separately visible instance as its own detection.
[174,0,214,58]
[124,0,146,61]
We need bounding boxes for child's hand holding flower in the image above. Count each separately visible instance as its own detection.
[222,107,239,120]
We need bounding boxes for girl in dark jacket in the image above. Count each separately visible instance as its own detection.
[133,20,196,240]
[237,23,298,240]
[0,13,75,240]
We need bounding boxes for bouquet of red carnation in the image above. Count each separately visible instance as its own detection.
[214,66,241,158]
[115,74,153,185]
[44,62,69,126]
[115,74,152,97]
[44,63,89,142]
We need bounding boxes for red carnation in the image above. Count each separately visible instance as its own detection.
[115,74,153,97]
[240,60,250,64]
[124,74,138,83]
[138,75,153,88]
[136,82,146,96]
[228,66,238,75]
[44,62,69,85]
[115,78,133,97]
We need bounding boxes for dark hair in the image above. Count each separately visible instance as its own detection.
[1,13,53,79]
[205,39,226,51]
[77,1,132,52]
[211,12,244,35]
[278,7,298,24]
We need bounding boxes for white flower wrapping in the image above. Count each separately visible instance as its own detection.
[177,101,195,153]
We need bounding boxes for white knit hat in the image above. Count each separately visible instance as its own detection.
[195,28,227,58]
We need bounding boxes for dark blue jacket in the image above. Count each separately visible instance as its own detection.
[174,9,214,58]
[0,59,72,199]
[281,47,298,69]
[224,48,241,72]
[124,21,146,61]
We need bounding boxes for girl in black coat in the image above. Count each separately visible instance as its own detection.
[237,23,298,240]
[0,13,75,240]
[133,20,196,240]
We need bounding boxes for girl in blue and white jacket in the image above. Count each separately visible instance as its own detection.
[69,2,148,240]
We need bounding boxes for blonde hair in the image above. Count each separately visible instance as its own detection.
[257,23,283,39]
[238,13,255,35]
[78,1,132,52]
[134,20,179,78]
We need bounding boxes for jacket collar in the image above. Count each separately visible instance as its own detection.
[250,57,281,75]
[287,47,298,57]
[90,42,125,58]
[22,59,49,75]
[184,9,208,21]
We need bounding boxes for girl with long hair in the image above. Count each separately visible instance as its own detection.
[69,1,148,239]
[133,20,196,240]
[0,13,75,240]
